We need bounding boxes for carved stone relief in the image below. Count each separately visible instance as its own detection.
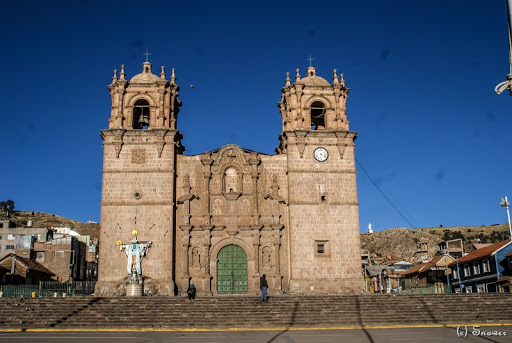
[131,149,146,164]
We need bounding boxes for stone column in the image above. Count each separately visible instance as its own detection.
[179,225,192,292]
[272,225,283,291]
[252,229,261,275]
[201,225,213,294]
[201,158,213,224]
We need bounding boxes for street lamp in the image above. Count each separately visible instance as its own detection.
[495,0,512,95]
[500,196,512,240]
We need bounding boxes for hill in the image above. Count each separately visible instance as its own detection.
[4,211,100,239]
[360,224,510,262]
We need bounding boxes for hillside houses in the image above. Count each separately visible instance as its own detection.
[0,219,97,284]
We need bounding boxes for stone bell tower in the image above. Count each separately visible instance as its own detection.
[96,60,183,295]
[277,66,362,293]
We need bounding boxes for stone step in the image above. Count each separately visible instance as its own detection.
[0,294,510,329]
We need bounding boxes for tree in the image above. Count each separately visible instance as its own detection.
[0,200,15,217]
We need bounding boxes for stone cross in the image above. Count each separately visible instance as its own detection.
[307,55,315,67]
[144,49,151,62]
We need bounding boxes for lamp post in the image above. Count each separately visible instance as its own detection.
[501,196,512,240]
[495,0,512,95]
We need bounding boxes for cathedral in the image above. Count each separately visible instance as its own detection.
[95,60,363,296]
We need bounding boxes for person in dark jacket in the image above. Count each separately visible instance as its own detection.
[187,284,196,301]
[260,274,268,302]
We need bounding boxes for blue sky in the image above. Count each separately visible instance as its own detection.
[2,1,511,232]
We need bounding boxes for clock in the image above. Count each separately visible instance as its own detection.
[313,147,329,162]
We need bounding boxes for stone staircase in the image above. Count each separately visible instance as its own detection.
[0,294,511,329]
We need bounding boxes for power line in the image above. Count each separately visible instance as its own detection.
[355,157,417,229]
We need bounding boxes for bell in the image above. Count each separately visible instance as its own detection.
[138,114,149,125]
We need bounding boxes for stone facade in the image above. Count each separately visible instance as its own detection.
[96,62,363,296]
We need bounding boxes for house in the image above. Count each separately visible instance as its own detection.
[0,253,54,284]
[437,238,464,258]
[365,265,389,293]
[390,261,413,272]
[402,254,455,293]
[414,240,430,262]
[448,240,512,293]
[0,219,53,259]
[497,250,512,292]
[33,236,87,282]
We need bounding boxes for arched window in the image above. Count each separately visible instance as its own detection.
[310,101,325,130]
[224,167,238,193]
[132,99,150,129]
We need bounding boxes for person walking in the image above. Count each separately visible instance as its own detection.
[187,284,196,301]
[260,274,268,302]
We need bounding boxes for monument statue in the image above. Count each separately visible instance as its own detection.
[118,230,152,289]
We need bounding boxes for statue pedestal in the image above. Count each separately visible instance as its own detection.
[126,283,144,296]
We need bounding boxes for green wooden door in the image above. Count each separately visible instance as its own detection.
[217,245,248,294]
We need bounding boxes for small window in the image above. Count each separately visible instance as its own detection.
[465,287,473,293]
[315,240,329,256]
[0,223,3,228]
[452,269,458,279]
[473,262,480,275]
[482,259,490,273]
[7,234,15,240]
[6,245,14,250]
[317,243,325,254]
[36,252,45,262]
[476,284,485,293]
[454,288,461,293]
[0,234,2,240]
[463,265,471,277]
[55,251,64,257]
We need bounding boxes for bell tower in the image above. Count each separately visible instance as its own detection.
[96,60,183,295]
[277,66,362,293]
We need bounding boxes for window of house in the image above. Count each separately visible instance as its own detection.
[36,252,45,262]
[0,234,2,240]
[463,264,471,277]
[473,262,480,275]
[482,259,490,273]
[32,234,41,241]
[55,251,64,257]
[7,234,15,240]
[465,287,473,293]
[476,284,485,293]
[454,288,461,293]
[452,269,458,279]
[6,245,14,250]
[0,223,3,228]
[310,101,326,130]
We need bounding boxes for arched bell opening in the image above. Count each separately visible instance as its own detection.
[310,101,326,130]
[132,99,150,129]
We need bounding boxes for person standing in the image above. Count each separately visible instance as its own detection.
[187,284,196,301]
[260,274,268,302]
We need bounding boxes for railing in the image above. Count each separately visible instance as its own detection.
[399,283,451,294]
[0,281,96,297]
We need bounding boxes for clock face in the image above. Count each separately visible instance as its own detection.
[314,147,329,162]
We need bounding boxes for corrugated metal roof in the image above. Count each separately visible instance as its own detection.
[448,240,511,267]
